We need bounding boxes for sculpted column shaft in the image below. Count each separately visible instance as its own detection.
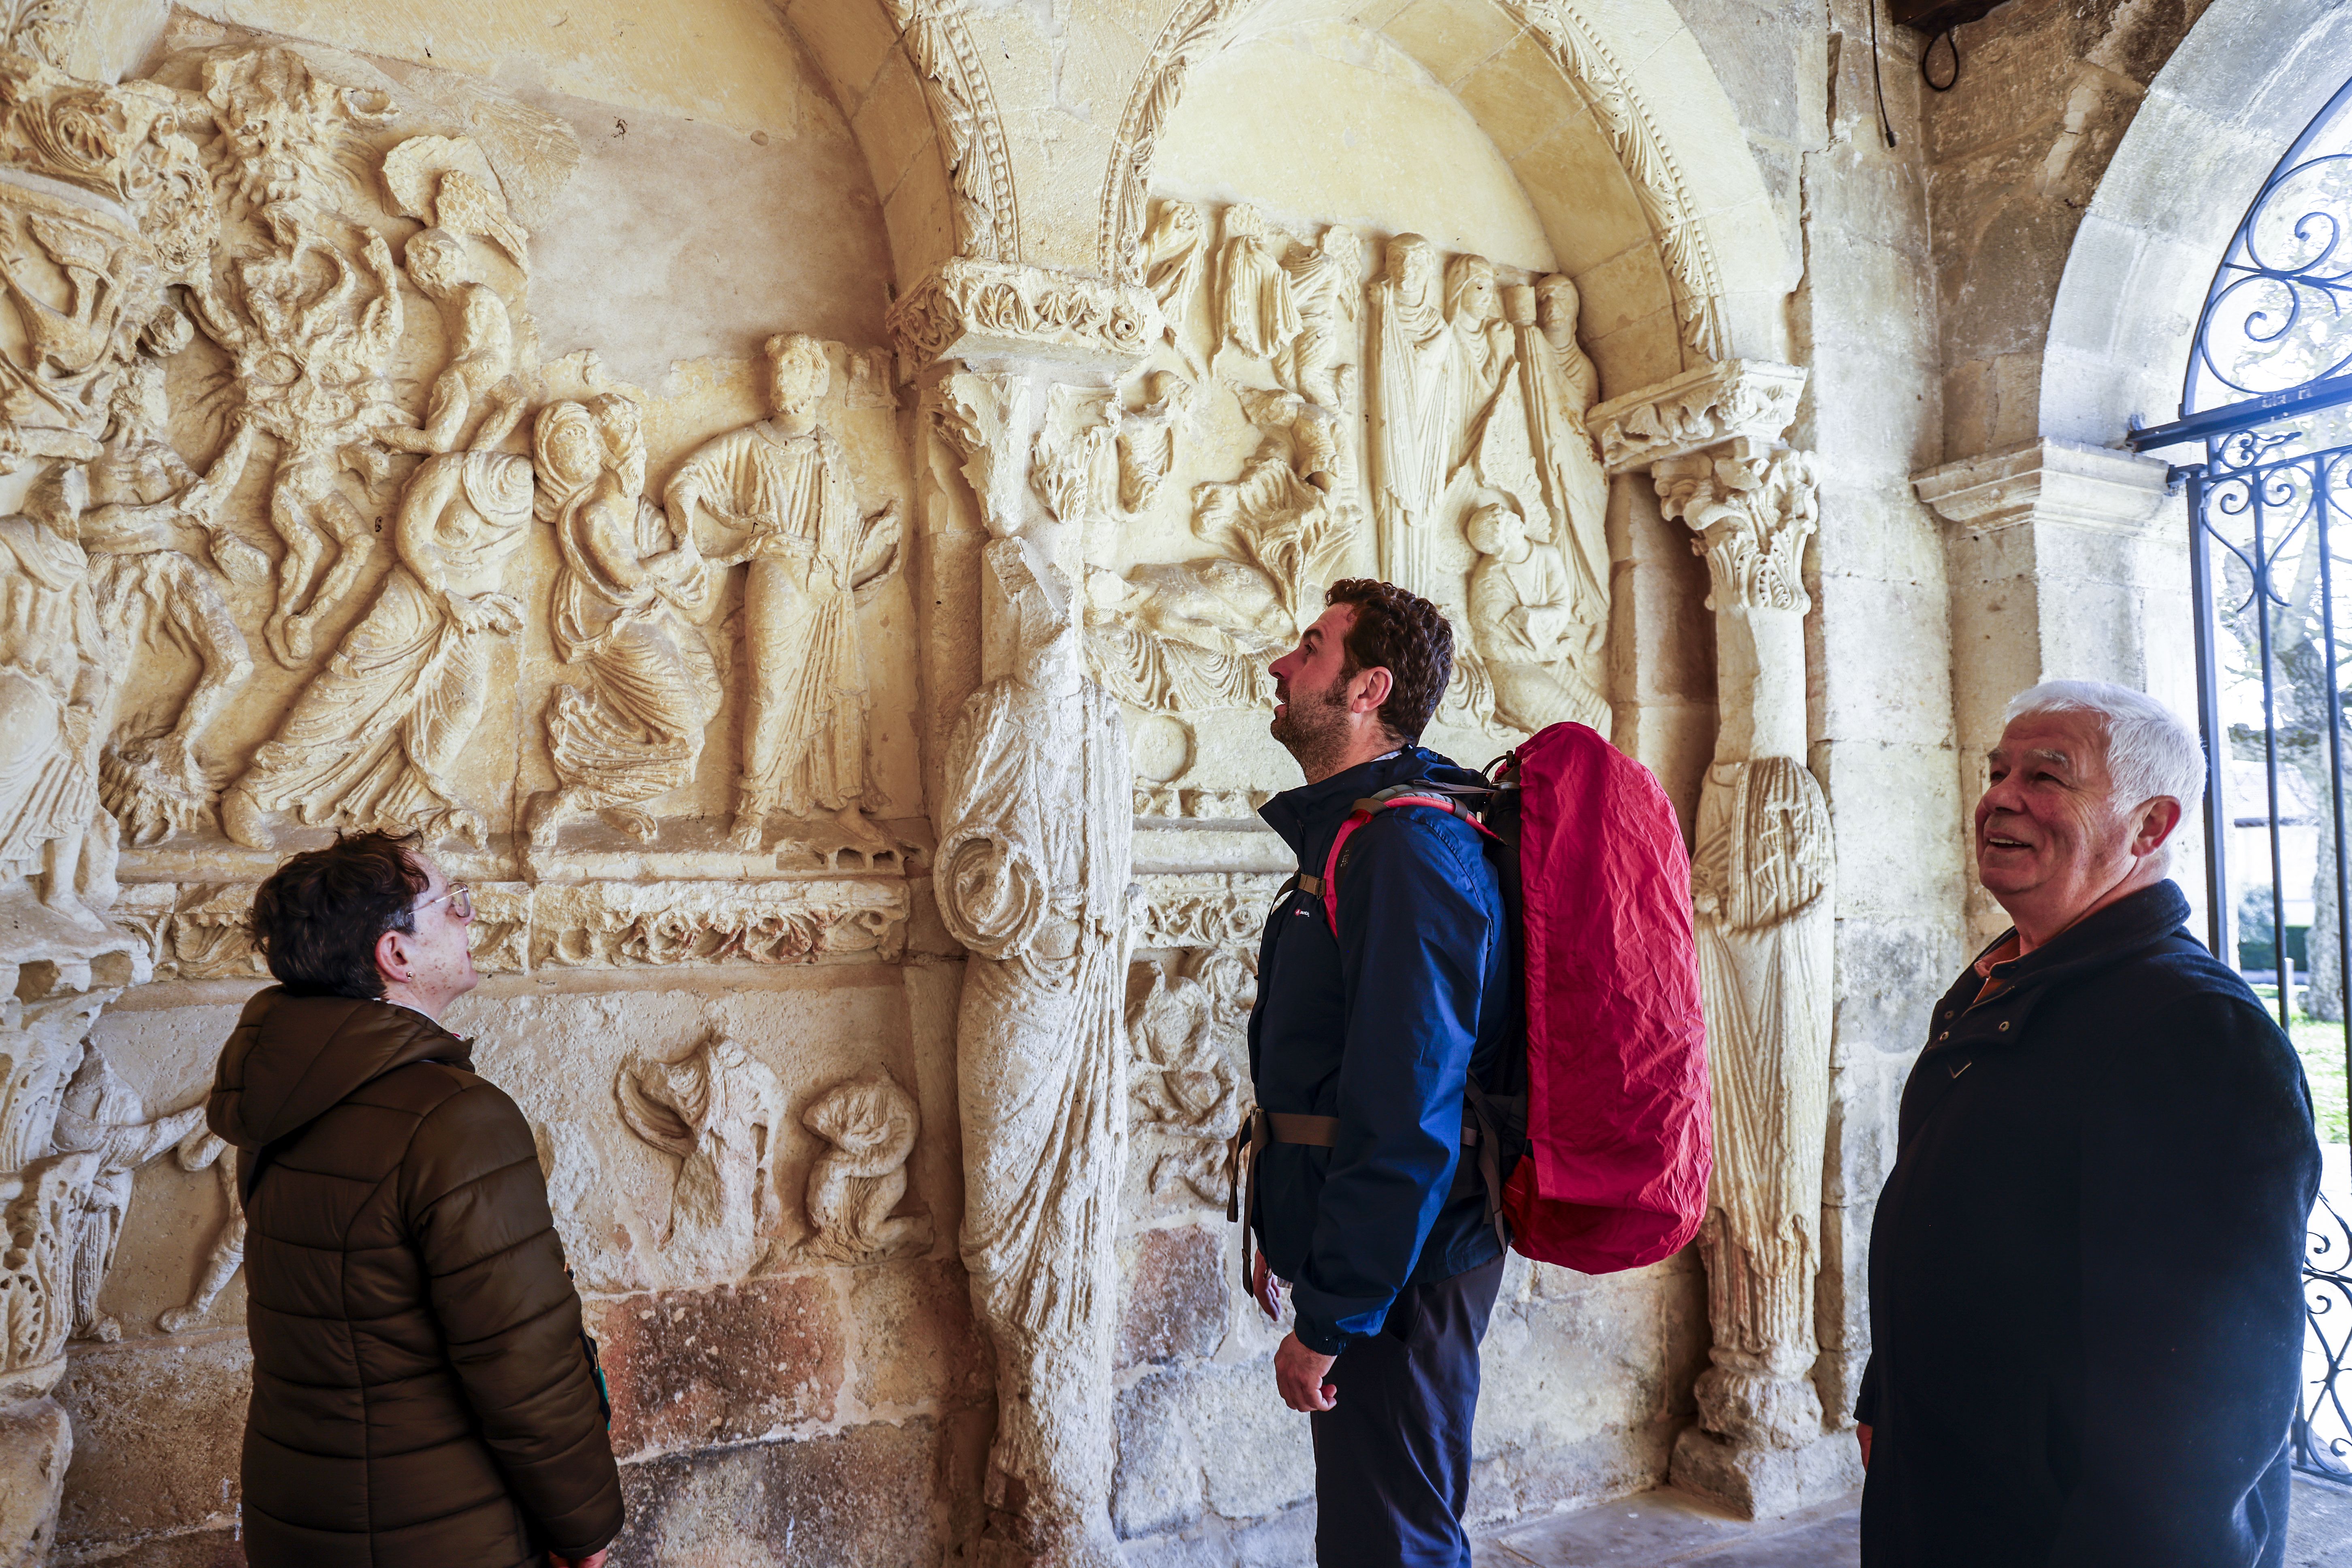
[1649,433,1853,1516]
[894,258,1157,1566]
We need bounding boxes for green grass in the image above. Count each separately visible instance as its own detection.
[2251,985,2351,1144]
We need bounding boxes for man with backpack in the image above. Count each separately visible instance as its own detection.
[1243,579,1517,1567]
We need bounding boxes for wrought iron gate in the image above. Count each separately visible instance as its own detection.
[2128,73,2352,1486]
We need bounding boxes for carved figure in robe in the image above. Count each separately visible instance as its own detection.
[666,333,903,860]
[186,213,406,668]
[1464,500,1608,732]
[1129,948,1253,1204]
[220,436,537,849]
[1447,254,1517,488]
[798,1071,930,1264]
[0,209,158,463]
[526,396,719,847]
[1216,204,1298,364]
[1657,446,1836,1461]
[615,1033,784,1284]
[157,1127,244,1334]
[1083,557,1281,716]
[1139,199,1208,373]
[378,229,524,456]
[1368,234,1451,597]
[1191,421,1347,635]
[81,321,264,844]
[1516,276,1611,641]
[1276,224,1359,409]
[937,541,1129,1565]
[48,1050,205,1343]
[0,464,114,926]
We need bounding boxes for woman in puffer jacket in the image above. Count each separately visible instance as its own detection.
[207,831,623,1568]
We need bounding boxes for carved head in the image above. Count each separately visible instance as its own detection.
[764,332,831,421]
[1465,499,1528,560]
[1445,254,1499,326]
[1225,203,1266,243]
[1385,234,1437,302]
[1502,283,1537,330]
[587,392,647,497]
[1535,273,1582,335]
[531,401,601,504]
[403,228,469,293]
[1317,223,1361,271]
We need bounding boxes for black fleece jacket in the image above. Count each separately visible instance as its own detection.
[1857,880,2319,1568]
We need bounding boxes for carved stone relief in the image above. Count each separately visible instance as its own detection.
[937,539,1131,1565]
[616,1032,787,1285]
[797,1071,931,1265]
[666,332,905,865]
[1127,948,1253,1207]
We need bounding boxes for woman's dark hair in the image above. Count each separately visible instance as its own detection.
[1324,578,1454,743]
[249,831,428,999]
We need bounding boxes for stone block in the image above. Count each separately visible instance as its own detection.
[1669,1424,1863,1519]
[1381,0,1523,86]
[784,0,901,109]
[1453,31,1579,163]
[1113,1370,1204,1540]
[1678,0,1822,148]
[1117,1226,1229,1369]
[56,1334,248,1553]
[0,1398,70,1568]
[588,1276,846,1458]
[60,1529,247,1567]
[609,1418,950,1567]
[1815,573,1956,748]
[846,1256,992,1414]
[1815,741,1967,917]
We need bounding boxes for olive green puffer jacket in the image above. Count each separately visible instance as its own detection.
[208,987,623,1568]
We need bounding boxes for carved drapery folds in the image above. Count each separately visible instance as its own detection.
[616,1033,787,1285]
[937,539,1131,1567]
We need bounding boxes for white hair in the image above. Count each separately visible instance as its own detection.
[2002,680,2207,818]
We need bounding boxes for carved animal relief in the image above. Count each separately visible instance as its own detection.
[797,1071,930,1264]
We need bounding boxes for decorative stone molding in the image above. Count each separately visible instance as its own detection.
[888,258,1159,375]
[879,0,1018,262]
[114,878,908,979]
[1590,361,1808,474]
[1132,871,1286,949]
[1911,437,2171,535]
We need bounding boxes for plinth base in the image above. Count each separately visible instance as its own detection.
[1669,1423,1862,1519]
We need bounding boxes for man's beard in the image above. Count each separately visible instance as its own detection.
[1270,677,1355,779]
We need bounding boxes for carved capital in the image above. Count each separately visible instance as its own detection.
[1656,440,1820,615]
[889,258,1159,376]
[1911,437,2171,537]
[1589,360,1807,475]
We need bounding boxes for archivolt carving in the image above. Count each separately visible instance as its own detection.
[878,0,1018,262]
[888,257,1157,374]
[798,1071,931,1265]
[616,1033,786,1284]
[1101,0,1729,362]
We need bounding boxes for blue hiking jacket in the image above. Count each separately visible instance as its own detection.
[1247,745,1516,1354]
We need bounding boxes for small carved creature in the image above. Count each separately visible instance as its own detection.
[798,1071,929,1264]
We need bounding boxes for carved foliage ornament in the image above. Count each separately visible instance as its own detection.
[1588,360,1807,474]
[877,0,1016,262]
[888,257,1158,375]
[1655,442,1820,616]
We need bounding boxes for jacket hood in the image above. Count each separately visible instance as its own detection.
[209,986,471,1151]
[1259,745,1479,857]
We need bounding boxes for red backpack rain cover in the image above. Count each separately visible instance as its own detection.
[1501,722,1712,1272]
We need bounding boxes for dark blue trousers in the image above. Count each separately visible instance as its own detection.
[1310,1255,1506,1567]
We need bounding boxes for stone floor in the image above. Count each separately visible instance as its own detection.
[1472,1474,2352,1567]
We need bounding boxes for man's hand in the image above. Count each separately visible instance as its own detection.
[548,1551,608,1568]
[1274,1332,1338,1413]
[1249,1251,1281,1321]
[1857,1422,1872,1470]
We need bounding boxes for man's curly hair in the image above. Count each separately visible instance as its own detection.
[1325,578,1453,743]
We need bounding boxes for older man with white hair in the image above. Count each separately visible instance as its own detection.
[1856,680,2320,1568]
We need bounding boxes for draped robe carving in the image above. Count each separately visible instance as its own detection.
[937,544,1129,1566]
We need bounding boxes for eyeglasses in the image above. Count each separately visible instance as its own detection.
[415,883,473,922]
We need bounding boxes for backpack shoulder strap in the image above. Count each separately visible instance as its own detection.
[1308,785,1497,939]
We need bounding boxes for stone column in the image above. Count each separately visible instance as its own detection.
[891,260,1157,1567]
[1591,364,1860,1516]
[1914,438,2177,942]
